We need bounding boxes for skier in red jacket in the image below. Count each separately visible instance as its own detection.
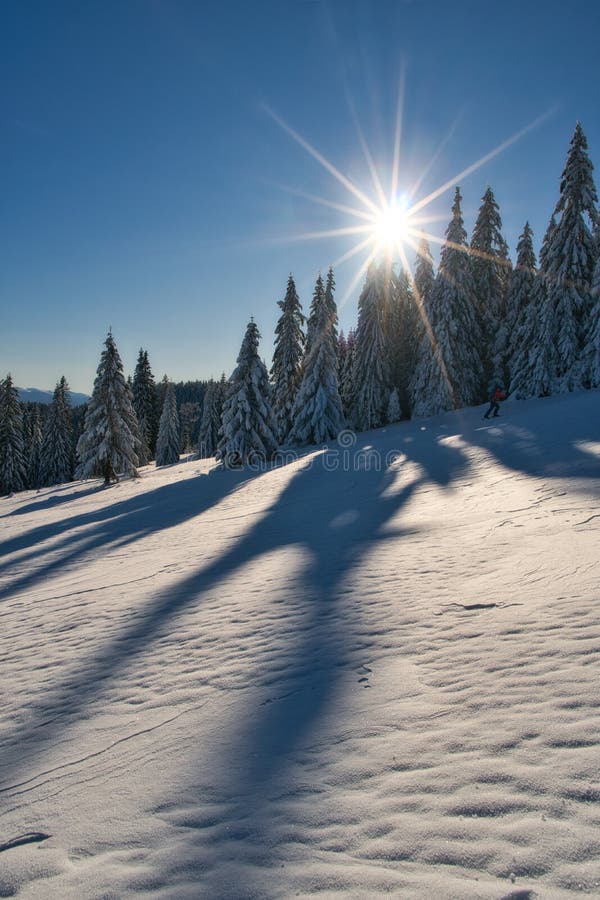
[484,385,506,419]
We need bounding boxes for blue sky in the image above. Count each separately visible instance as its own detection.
[2,0,599,393]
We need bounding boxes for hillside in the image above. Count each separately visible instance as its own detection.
[1,392,599,899]
[16,387,90,407]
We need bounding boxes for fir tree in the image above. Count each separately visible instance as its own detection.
[27,407,43,489]
[582,245,600,388]
[0,374,26,495]
[155,382,181,466]
[352,262,392,430]
[40,376,73,485]
[76,332,141,484]
[506,223,537,391]
[409,238,437,412]
[546,123,598,391]
[411,188,482,416]
[304,274,323,358]
[288,276,344,445]
[470,186,511,389]
[387,387,401,423]
[218,320,278,465]
[412,235,436,343]
[391,266,418,417]
[337,331,348,381]
[509,218,556,399]
[132,349,158,463]
[270,274,305,441]
[197,380,222,458]
[339,329,357,421]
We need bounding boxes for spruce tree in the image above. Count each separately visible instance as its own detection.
[470,186,511,389]
[197,380,222,458]
[132,349,158,463]
[288,276,344,445]
[411,188,482,416]
[506,223,537,391]
[352,262,393,430]
[391,266,418,417]
[412,235,436,343]
[218,320,278,465]
[76,332,141,484]
[27,407,43,489]
[582,246,600,388]
[509,218,556,399]
[409,237,437,412]
[0,374,27,495]
[339,329,357,421]
[387,387,401,423]
[270,274,305,441]
[337,331,348,381]
[40,376,73,485]
[155,382,181,466]
[546,123,598,391]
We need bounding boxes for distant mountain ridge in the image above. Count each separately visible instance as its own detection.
[17,387,90,407]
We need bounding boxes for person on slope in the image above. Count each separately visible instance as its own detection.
[484,384,506,419]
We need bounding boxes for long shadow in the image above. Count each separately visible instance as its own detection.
[462,394,600,482]
[5,484,102,517]
[0,429,470,804]
[0,466,260,603]
[146,429,471,892]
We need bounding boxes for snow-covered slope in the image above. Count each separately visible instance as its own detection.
[1,392,599,899]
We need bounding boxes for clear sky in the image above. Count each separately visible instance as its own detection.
[2,0,599,393]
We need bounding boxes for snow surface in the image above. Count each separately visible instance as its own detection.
[1,392,599,899]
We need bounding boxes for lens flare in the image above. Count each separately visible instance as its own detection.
[373,199,411,251]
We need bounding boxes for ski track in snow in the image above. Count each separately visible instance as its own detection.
[0,392,599,899]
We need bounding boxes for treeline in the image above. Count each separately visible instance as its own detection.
[1,123,598,490]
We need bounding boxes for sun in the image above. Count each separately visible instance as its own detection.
[263,96,553,310]
[372,198,411,252]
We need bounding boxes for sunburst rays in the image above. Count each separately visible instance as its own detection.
[262,91,554,311]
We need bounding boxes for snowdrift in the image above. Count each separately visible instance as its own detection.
[1,392,599,898]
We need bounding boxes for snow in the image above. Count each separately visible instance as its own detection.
[1,391,599,898]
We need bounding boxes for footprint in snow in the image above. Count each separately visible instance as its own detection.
[356,664,372,688]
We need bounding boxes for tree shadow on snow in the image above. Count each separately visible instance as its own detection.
[0,466,261,604]
[0,430,469,828]
[142,429,471,892]
[463,394,600,483]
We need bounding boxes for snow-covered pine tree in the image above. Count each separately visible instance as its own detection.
[0,374,27,495]
[40,376,73,485]
[409,236,437,412]
[387,387,401,423]
[218,320,278,465]
[270,274,305,441]
[337,331,348,382]
[509,217,556,399]
[351,261,393,430]
[27,407,43,489]
[506,223,537,391]
[470,186,511,390]
[411,188,482,417]
[132,349,158,463]
[288,275,344,445]
[581,241,600,388]
[413,234,436,340]
[76,332,141,484]
[324,267,339,356]
[197,380,222,458]
[339,328,356,421]
[545,123,598,391]
[155,382,181,466]
[391,266,418,417]
[304,273,323,359]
